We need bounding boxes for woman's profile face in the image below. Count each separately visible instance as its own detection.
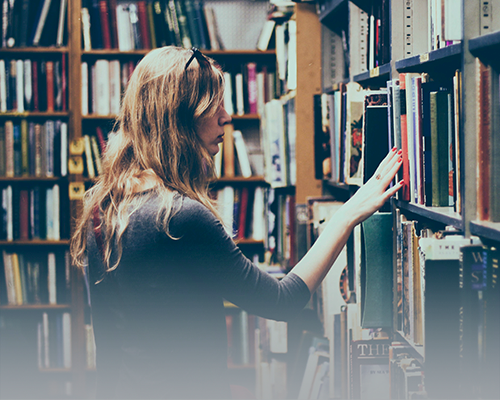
[195,103,232,156]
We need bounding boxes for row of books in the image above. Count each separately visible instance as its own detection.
[215,124,264,180]
[214,185,265,242]
[394,216,500,398]
[347,0,390,77]
[37,311,72,369]
[317,73,460,210]
[0,119,68,178]
[0,56,68,113]
[1,0,67,48]
[222,63,277,117]
[81,0,222,51]
[82,130,108,179]
[1,184,64,241]
[0,249,71,306]
[81,59,136,116]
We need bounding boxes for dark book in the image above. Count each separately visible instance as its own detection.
[481,246,500,399]
[12,185,20,239]
[421,236,470,399]
[184,0,201,48]
[152,1,171,47]
[98,0,112,49]
[458,244,486,398]
[193,0,210,50]
[360,212,393,328]
[38,0,60,46]
[19,189,29,240]
[18,0,31,47]
[362,92,388,184]
[38,60,47,111]
[89,0,103,49]
[12,122,21,176]
[430,90,450,207]
[136,1,151,49]
[107,0,118,49]
[166,0,182,47]
[31,60,39,111]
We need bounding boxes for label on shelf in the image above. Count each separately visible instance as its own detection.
[419,53,430,63]
[370,67,380,77]
[69,182,85,200]
[70,139,85,155]
[68,156,84,175]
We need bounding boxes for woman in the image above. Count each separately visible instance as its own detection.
[71,46,403,399]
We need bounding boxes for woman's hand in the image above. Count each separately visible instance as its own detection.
[342,147,403,226]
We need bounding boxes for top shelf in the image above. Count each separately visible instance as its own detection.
[395,43,463,73]
[469,30,500,62]
[318,0,348,33]
[0,47,68,54]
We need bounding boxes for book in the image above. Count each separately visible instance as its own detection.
[31,0,53,46]
[98,0,112,49]
[344,82,365,185]
[232,130,252,178]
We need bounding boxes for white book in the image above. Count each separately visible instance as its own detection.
[348,2,368,76]
[116,4,134,51]
[235,73,244,116]
[275,23,286,81]
[48,252,57,304]
[257,19,276,51]
[217,186,235,237]
[223,72,234,116]
[4,185,13,241]
[56,0,68,46]
[2,250,16,304]
[443,0,463,42]
[232,130,252,178]
[0,59,6,111]
[81,62,88,115]
[91,63,96,114]
[37,322,43,369]
[81,7,92,51]
[251,186,265,241]
[23,60,32,110]
[109,60,121,115]
[32,0,53,46]
[286,20,297,91]
[60,122,68,176]
[52,184,60,240]
[42,312,50,368]
[83,135,95,178]
[62,312,71,368]
[94,60,110,115]
[368,14,375,71]
[16,59,24,112]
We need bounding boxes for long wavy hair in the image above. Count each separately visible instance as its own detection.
[71,46,225,274]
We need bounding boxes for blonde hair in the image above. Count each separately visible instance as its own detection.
[71,46,225,274]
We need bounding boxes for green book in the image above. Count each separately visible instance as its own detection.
[430,90,450,207]
[360,212,393,328]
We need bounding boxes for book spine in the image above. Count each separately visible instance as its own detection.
[136,1,150,49]
[399,73,410,201]
[45,61,54,112]
[98,0,112,49]
[56,0,67,47]
[20,119,29,176]
[16,60,24,112]
[247,63,258,115]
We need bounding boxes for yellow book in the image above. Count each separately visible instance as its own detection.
[11,253,23,305]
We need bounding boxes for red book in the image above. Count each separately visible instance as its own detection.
[237,187,249,240]
[107,0,119,49]
[61,53,67,111]
[32,60,39,111]
[45,61,55,112]
[19,190,29,240]
[99,1,112,49]
[136,1,151,49]
[399,73,410,201]
[476,60,491,221]
[95,126,107,154]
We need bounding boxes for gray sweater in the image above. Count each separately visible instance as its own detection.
[87,191,311,399]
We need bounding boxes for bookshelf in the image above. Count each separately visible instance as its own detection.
[294,1,500,400]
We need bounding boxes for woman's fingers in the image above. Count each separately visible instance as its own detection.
[373,147,398,178]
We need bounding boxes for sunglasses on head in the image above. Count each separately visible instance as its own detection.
[184,47,210,70]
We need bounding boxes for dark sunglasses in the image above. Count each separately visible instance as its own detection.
[184,47,210,70]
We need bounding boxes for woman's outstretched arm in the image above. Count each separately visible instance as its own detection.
[292,148,403,293]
